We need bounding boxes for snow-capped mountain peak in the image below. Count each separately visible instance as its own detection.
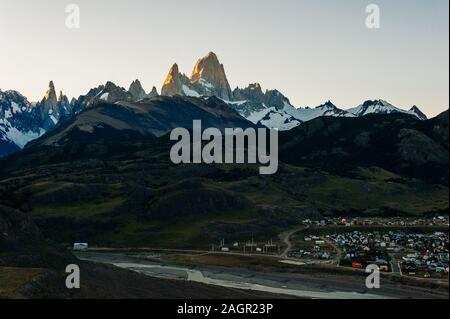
[348,99,399,117]
[1,89,45,151]
[347,99,427,120]
[317,100,337,110]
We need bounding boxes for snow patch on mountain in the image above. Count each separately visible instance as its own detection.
[0,121,45,148]
[182,85,201,97]
[283,101,354,122]
[257,109,302,130]
[1,89,47,153]
[231,101,302,131]
[229,98,355,130]
[198,78,214,89]
[11,101,21,113]
[100,92,110,101]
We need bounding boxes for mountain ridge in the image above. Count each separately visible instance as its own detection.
[26,95,258,149]
[158,52,430,130]
[0,51,437,157]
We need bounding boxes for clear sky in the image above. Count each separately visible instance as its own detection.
[0,0,448,116]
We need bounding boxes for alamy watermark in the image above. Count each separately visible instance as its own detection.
[365,264,381,289]
[65,264,80,289]
[366,4,381,29]
[170,120,278,175]
[65,4,80,29]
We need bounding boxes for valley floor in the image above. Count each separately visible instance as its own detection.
[75,252,448,300]
[0,262,289,299]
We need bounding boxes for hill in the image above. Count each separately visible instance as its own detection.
[0,108,447,249]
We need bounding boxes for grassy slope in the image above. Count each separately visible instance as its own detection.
[15,165,447,248]
[1,137,448,249]
[206,165,448,215]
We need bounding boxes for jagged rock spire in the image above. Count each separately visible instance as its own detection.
[39,81,58,118]
[190,52,232,100]
[129,79,148,101]
[161,63,191,96]
[233,83,265,103]
[38,81,66,130]
[148,86,159,98]
[43,81,57,105]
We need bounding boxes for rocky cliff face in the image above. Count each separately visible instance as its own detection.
[233,83,265,104]
[57,90,72,119]
[232,86,292,110]
[161,63,192,97]
[129,79,148,101]
[71,81,133,112]
[40,81,58,112]
[190,52,233,100]
[263,89,292,110]
[229,84,302,129]
[38,81,59,129]
[70,80,158,116]
[161,52,233,100]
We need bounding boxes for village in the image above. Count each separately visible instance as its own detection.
[205,216,449,280]
[300,215,449,228]
[286,216,449,279]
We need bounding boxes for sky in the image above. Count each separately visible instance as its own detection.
[0,0,448,117]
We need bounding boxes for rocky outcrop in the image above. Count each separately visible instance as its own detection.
[103,81,132,103]
[148,86,159,98]
[263,89,291,110]
[228,84,302,129]
[129,79,148,101]
[57,90,72,118]
[233,83,265,103]
[71,80,160,113]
